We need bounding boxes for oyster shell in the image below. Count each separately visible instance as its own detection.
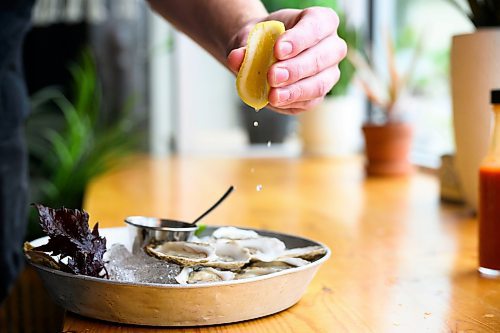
[235,261,293,280]
[145,242,217,267]
[279,245,326,261]
[23,242,61,270]
[234,237,286,262]
[146,240,251,270]
[276,257,310,267]
[176,267,235,284]
[212,226,259,240]
[144,227,327,283]
[211,240,251,270]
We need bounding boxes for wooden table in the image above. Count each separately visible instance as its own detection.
[63,156,500,332]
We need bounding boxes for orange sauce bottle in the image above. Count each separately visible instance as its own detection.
[479,89,500,277]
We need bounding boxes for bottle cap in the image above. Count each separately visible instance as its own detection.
[492,90,500,104]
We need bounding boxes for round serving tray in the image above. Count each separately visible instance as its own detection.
[27,226,330,327]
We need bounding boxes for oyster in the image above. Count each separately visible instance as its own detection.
[212,226,259,240]
[145,241,217,266]
[233,237,286,262]
[211,240,251,269]
[176,267,235,284]
[276,257,310,267]
[23,242,61,270]
[235,261,293,280]
[146,240,251,270]
[144,227,327,283]
[279,245,326,261]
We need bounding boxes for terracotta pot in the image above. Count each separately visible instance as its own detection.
[451,28,500,212]
[362,123,413,176]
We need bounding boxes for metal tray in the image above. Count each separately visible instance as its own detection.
[27,226,330,327]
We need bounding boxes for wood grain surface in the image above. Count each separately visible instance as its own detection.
[61,156,500,332]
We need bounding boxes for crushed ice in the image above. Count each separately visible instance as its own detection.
[106,244,181,284]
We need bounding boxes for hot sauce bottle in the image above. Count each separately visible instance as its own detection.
[479,89,500,277]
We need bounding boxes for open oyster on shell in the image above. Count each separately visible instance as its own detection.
[175,267,236,284]
[145,226,327,285]
[145,240,251,270]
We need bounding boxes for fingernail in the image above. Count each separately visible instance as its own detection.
[277,89,290,104]
[278,41,293,58]
[273,67,289,85]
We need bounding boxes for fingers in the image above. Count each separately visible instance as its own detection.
[226,6,346,115]
[268,35,347,87]
[269,97,326,115]
[268,65,340,109]
[226,46,246,74]
[265,7,345,114]
[274,7,339,60]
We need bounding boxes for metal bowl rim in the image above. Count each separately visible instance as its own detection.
[27,226,331,289]
[124,216,198,232]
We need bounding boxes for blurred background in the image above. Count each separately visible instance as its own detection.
[1,0,479,331]
[21,0,474,222]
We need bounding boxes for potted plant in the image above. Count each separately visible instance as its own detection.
[26,51,143,239]
[299,10,363,157]
[349,32,421,176]
[448,0,500,211]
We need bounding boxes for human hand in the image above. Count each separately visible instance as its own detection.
[227,7,347,115]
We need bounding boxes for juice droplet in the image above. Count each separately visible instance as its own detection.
[267,141,271,147]
[256,184,263,191]
[253,121,259,127]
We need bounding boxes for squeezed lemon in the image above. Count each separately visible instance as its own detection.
[236,21,285,111]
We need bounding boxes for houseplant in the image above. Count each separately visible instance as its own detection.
[26,50,143,239]
[448,0,500,211]
[349,31,422,176]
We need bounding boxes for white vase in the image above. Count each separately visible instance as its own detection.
[451,28,500,211]
[299,94,363,156]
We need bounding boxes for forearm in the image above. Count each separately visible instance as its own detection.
[147,0,268,64]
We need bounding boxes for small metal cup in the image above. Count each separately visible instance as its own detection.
[125,216,197,253]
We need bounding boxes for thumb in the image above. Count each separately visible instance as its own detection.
[227,47,246,74]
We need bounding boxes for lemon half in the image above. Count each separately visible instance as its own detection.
[236,21,285,111]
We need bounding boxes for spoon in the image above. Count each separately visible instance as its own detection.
[190,185,235,225]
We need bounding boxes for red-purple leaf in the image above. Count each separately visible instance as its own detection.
[32,204,108,278]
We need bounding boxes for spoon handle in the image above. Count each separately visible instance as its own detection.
[191,186,234,225]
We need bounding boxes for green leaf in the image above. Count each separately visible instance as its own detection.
[448,0,500,27]
[27,47,144,211]
[194,224,207,237]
